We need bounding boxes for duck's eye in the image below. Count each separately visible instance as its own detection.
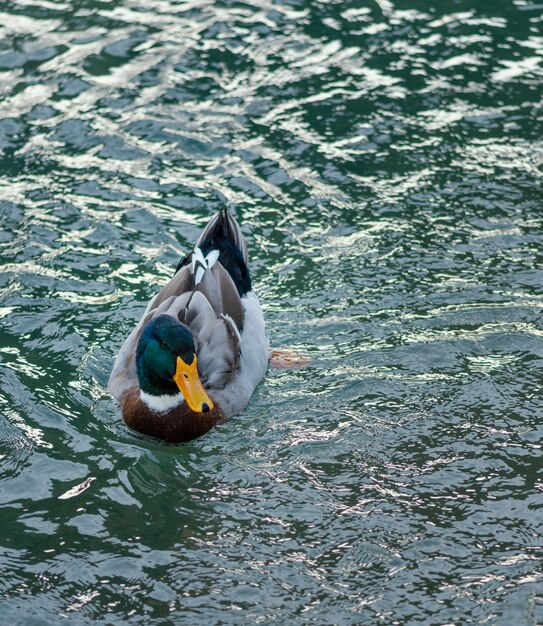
[159,340,168,349]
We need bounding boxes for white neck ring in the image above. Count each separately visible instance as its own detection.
[140,391,184,413]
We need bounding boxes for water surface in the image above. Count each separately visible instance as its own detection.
[0,0,542,624]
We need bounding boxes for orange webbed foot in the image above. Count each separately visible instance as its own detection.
[269,349,311,369]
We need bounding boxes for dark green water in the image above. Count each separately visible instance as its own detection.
[1,0,542,623]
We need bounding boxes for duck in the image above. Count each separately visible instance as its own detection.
[108,209,269,443]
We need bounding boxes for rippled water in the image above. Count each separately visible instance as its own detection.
[1,0,542,623]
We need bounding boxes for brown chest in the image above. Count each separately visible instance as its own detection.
[121,387,225,443]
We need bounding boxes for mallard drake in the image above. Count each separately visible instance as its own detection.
[108,209,269,442]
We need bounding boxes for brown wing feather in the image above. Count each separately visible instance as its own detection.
[152,265,193,310]
[195,263,244,332]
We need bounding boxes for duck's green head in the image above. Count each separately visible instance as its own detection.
[136,315,213,413]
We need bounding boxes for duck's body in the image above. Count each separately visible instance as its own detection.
[108,210,269,442]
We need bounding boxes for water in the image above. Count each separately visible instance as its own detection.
[0,0,542,623]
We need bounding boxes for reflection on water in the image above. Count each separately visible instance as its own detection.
[0,0,542,623]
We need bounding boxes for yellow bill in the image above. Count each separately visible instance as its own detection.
[173,355,214,413]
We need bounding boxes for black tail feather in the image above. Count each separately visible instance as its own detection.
[175,210,252,296]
